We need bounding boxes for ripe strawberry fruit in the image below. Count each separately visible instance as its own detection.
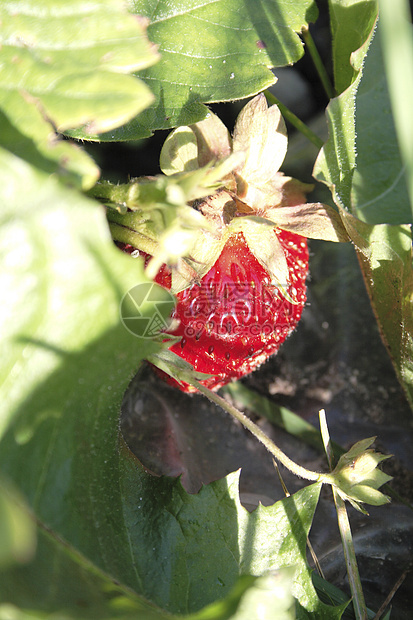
[152,228,308,392]
[115,95,347,392]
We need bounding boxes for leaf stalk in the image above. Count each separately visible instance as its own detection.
[301,26,335,100]
[264,91,324,149]
[87,180,139,207]
[108,221,158,256]
[320,410,368,620]
[193,379,326,483]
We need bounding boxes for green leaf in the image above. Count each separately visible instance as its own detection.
[379,0,413,222]
[0,107,100,192]
[0,527,171,620]
[322,4,412,226]
[0,148,341,616]
[117,470,341,618]
[328,0,378,95]
[313,78,359,210]
[0,403,341,616]
[380,0,413,223]
[340,212,413,410]
[0,144,161,610]
[350,29,411,225]
[313,10,413,411]
[314,2,378,208]
[0,0,158,188]
[0,478,36,570]
[1,0,157,132]
[0,148,160,436]
[103,0,319,140]
[0,530,296,620]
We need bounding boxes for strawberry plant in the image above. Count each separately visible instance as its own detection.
[114,95,343,392]
[1,1,413,619]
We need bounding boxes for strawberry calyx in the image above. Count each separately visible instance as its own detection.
[110,95,348,297]
[156,94,348,294]
[102,95,352,392]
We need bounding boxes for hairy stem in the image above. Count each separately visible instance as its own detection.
[265,91,324,149]
[302,26,335,100]
[87,180,139,208]
[193,379,326,483]
[320,410,368,620]
[108,222,158,256]
[334,491,368,620]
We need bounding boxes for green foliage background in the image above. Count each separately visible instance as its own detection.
[0,0,412,618]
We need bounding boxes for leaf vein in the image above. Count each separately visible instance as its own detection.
[355,164,406,210]
[149,0,222,24]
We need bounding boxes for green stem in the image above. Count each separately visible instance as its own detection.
[87,180,140,208]
[302,26,335,100]
[106,202,160,256]
[265,91,324,149]
[225,383,413,510]
[334,491,368,620]
[192,379,326,483]
[108,222,158,256]
[223,382,341,454]
[320,411,368,620]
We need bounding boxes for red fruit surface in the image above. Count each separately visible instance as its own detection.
[147,228,308,392]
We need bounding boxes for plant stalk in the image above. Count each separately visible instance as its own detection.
[320,410,368,620]
[193,379,326,483]
[87,180,140,207]
[301,26,335,100]
[333,491,368,620]
[108,222,158,256]
[226,384,412,509]
[265,91,324,149]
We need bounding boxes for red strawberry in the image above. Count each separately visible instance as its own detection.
[151,228,308,392]
[114,95,347,392]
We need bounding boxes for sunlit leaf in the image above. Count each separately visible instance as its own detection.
[379,0,413,221]
[0,0,158,187]
[104,0,319,139]
[351,29,411,225]
[0,479,36,570]
[0,135,342,617]
[313,8,413,412]
[328,0,378,94]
